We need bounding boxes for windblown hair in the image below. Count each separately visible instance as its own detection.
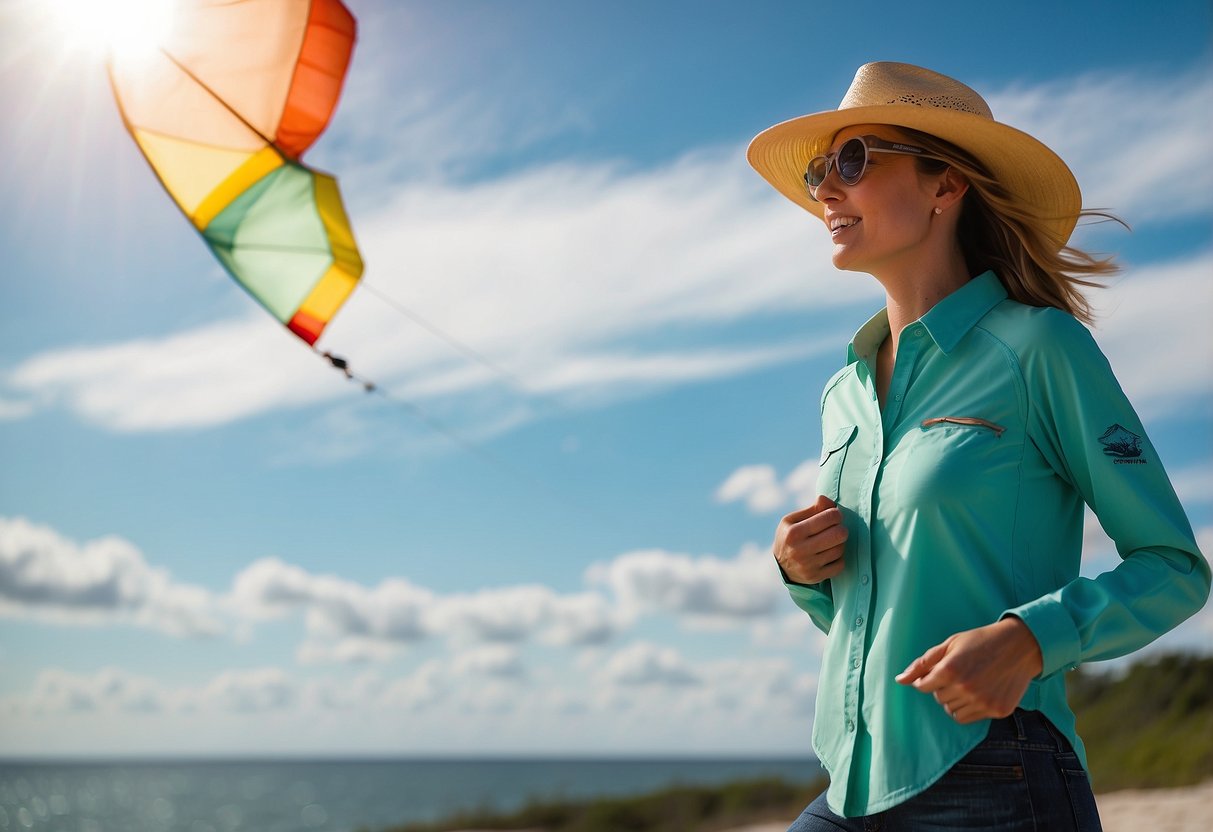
[895,127,1122,325]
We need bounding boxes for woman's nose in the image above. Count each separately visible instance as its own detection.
[813,167,844,203]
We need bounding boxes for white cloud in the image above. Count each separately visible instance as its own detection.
[379,661,446,712]
[988,68,1213,223]
[202,668,296,713]
[6,319,343,432]
[228,556,434,644]
[0,518,638,660]
[599,642,700,687]
[0,396,34,421]
[586,543,783,623]
[1088,250,1213,421]
[1,65,1208,451]
[1171,465,1213,507]
[227,555,627,659]
[0,144,857,436]
[451,645,526,679]
[750,612,827,654]
[296,637,401,666]
[0,517,222,636]
[715,465,785,513]
[716,458,821,515]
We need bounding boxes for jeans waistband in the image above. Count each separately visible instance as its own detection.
[984,708,1073,753]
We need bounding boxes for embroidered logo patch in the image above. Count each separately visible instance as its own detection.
[1098,424,1146,464]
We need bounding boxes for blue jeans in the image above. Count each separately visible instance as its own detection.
[788,709,1103,831]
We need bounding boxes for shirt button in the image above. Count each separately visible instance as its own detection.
[913,327,924,337]
[860,574,869,585]
[894,393,902,401]
[855,616,864,628]
[852,658,861,669]
[846,719,855,732]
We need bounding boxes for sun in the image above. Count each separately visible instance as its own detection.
[42,0,179,64]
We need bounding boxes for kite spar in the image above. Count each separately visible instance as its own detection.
[105,0,561,462]
[108,0,364,357]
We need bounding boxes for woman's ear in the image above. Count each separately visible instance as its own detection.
[934,168,969,212]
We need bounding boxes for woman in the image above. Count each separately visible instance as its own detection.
[749,62,1210,830]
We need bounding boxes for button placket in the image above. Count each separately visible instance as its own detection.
[882,330,925,430]
[843,383,882,751]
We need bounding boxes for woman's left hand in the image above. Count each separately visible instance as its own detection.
[895,617,1044,724]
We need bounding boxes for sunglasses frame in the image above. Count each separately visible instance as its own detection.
[804,135,948,201]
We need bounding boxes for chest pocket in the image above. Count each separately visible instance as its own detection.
[818,424,858,501]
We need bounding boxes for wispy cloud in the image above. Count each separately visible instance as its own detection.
[2,149,850,436]
[987,67,1213,223]
[5,67,1208,444]
[1089,250,1213,421]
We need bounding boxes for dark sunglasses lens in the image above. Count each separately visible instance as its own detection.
[837,139,867,184]
[805,157,828,188]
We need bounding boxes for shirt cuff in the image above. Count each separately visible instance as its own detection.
[1001,598,1081,680]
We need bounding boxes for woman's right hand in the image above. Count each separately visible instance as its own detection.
[773,494,848,584]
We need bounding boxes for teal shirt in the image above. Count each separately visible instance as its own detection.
[788,271,1210,817]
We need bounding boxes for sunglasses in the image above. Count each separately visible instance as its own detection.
[804,135,948,201]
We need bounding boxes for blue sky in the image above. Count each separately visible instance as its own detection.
[1,0,1210,757]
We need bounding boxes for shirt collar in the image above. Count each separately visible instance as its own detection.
[846,271,1008,364]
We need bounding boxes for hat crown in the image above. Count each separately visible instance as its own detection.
[839,62,992,120]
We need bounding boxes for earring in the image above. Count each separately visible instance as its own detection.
[934,207,942,215]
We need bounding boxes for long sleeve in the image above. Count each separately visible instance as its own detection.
[1004,310,1210,679]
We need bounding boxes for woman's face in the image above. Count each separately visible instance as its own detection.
[813,124,947,276]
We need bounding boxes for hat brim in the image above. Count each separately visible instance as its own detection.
[747,104,1082,247]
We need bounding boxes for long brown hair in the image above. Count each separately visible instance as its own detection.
[897,127,1122,325]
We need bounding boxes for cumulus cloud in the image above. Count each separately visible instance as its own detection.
[227,555,627,660]
[716,458,820,515]
[750,612,827,654]
[0,517,636,660]
[0,517,222,636]
[451,645,526,679]
[203,668,296,713]
[586,543,783,624]
[599,642,700,687]
[229,557,435,642]
[2,667,298,717]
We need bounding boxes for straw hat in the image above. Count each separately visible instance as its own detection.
[747,62,1082,246]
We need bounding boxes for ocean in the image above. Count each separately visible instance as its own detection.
[0,757,821,832]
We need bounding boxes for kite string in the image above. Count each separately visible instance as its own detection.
[150,52,554,408]
[313,347,608,526]
[359,281,540,399]
[315,347,495,466]
[357,280,573,418]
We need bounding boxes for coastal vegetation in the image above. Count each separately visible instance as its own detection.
[377,775,827,832]
[1071,651,1213,791]
[378,651,1212,832]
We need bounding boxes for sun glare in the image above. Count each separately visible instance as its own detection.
[44,0,178,64]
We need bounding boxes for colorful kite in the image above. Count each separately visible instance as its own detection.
[108,0,362,346]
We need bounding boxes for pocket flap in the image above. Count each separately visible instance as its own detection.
[819,424,857,465]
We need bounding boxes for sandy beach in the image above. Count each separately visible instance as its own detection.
[722,780,1213,832]
[445,781,1213,832]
